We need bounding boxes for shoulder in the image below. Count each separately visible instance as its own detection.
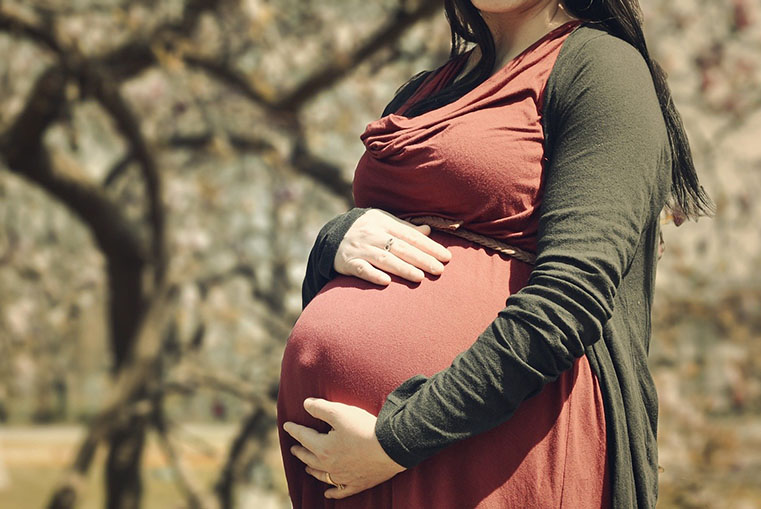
[541,23,670,171]
[544,23,663,129]
[555,23,652,81]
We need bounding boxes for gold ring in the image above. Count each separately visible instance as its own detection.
[325,472,345,489]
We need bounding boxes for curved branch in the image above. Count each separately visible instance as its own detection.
[0,65,147,262]
[0,9,63,56]
[1,9,169,284]
[183,55,272,106]
[215,405,277,509]
[291,138,354,205]
[0,62,150,374]
[167,132,354,204]
[273,0,441,112]
[96,0,224,82]
[81,63,168,285]
[182,0,441,113]
[0,65,66,156]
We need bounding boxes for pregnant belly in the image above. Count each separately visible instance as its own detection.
[277,232,608,508]
[280,232,532,417]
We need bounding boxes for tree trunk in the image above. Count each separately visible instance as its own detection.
[105,413,148,509]
[104,258,149,509]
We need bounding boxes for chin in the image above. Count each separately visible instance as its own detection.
[470,0,548,15]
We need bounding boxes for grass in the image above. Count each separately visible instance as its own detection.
[0,424,290,509]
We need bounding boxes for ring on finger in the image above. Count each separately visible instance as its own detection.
[325,472,345,490]
[384,237,395,251]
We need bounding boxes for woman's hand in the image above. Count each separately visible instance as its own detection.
[283,398,406,499]
[334,209,452,285]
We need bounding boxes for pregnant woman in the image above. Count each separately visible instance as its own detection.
[278,0,712,507]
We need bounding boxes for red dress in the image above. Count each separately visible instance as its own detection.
[278,21,610,508]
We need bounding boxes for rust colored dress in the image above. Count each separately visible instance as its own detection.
[278,21,610,508]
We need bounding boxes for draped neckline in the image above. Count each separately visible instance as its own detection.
[376,19,583,127]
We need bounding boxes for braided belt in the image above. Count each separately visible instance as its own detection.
[407,215,536,265]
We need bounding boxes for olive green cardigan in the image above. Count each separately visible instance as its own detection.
[300,24,671,508]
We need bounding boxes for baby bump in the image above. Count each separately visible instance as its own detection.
[277,231,609,508]
[279,232,532,417]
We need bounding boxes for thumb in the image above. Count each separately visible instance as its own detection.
[303,398,340,427]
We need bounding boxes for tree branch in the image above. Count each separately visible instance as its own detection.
[79,63,168,286]
[215,405,277,509]
[152,401,207,509]
[273,0,441,112]
[291,137,354,205]
[183,55,272,107]
[167,132,354,204]
[2,1,435,205]
[47,288,172,509]
[0,65,148,263]
[181,0,441,113]
[0,9,63,56]
[96,0,224,82]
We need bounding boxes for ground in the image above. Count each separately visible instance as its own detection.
[1,420,760,508]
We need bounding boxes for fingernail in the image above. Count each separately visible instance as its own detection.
[431,262,444,273]
[283,422,292,433]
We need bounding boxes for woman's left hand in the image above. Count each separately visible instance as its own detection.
[283,398,406,499]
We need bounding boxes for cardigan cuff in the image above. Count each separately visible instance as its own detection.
[375,405,423,469]
[375,374,430,468]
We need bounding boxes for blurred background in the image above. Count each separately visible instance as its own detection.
[0,0,759,508]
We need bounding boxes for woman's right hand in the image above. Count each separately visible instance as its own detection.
[334,209,452,286]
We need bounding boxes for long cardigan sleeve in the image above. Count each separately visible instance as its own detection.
[299,26,672,508]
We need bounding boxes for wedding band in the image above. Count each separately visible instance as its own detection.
[384,237,395,251]
[325,472,344,490]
